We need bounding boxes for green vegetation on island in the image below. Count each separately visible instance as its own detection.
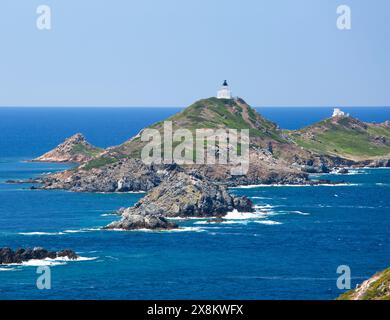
[338,267,390,300]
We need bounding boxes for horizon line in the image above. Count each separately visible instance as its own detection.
[1,105,390,108]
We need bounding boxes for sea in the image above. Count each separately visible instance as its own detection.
[0,106,389,300]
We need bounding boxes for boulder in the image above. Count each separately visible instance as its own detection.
[105,214,178,231]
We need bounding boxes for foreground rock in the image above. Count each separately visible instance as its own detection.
[337,267,390,300]
[0,247,78,264]
[33,133,102,163]
[104,214,178,231]
[105,170,253,230]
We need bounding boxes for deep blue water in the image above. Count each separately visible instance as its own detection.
[0,107,389,300]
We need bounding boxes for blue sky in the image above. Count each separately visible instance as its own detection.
[0,0,389,107]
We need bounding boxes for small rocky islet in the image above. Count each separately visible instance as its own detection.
[0,247,78,265]
[12,97,390,232]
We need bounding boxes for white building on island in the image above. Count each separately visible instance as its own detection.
[332,108,349,118]
[217,80,232,99]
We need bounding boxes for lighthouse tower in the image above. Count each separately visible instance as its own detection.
[217,80,232,99]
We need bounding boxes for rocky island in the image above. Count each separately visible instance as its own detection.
[0,247,78,264]
[18,97,390,231]
[105,168,253,230]
[33,133,103,163]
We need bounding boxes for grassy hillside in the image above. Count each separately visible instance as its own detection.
[338,267,390,300]
[290,116,390,160]
[81,97,288,169]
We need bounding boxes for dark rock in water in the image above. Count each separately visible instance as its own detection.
[57,249,78,260]
[301,164,330,174]
[105,214,178,231]
[0,248,15,264]
[337,168,349,174]
[6,178,41,184]
[0,247,78,264]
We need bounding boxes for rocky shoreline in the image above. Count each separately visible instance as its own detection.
[0,247,78,265]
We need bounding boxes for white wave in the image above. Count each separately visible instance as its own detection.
[63,228,101,234]
[232,183,359,189]
[19,227,101,236]
[53,256,97,262]
[286,210,310,216]
[166,216,210,220]
[224,210,267,220]
[251,196,273,200]
[167,227,205,232]
[329,169,366,176]
[195,220,248,225]
[0,267,17,272]
[220,220,248,225]
[5,256,97,267]
[20,259,67,267]
[18,231,66,236]
[254,204,275,211]
[254,220,282,225]
[109,226,205,233]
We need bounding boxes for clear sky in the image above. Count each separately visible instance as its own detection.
[1,0,389,107]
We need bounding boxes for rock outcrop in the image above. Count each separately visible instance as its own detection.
[337,267,390,300]
[105,214,178,231]
[33,133,102,163]
[37,159,176,192]
[105,170,253,230]
[0,247,78,264]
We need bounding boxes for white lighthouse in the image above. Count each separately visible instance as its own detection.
[217,80,232,99]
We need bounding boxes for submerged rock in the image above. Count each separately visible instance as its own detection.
[0,247,78,264]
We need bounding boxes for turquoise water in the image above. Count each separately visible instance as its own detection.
[0,107,389,300]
